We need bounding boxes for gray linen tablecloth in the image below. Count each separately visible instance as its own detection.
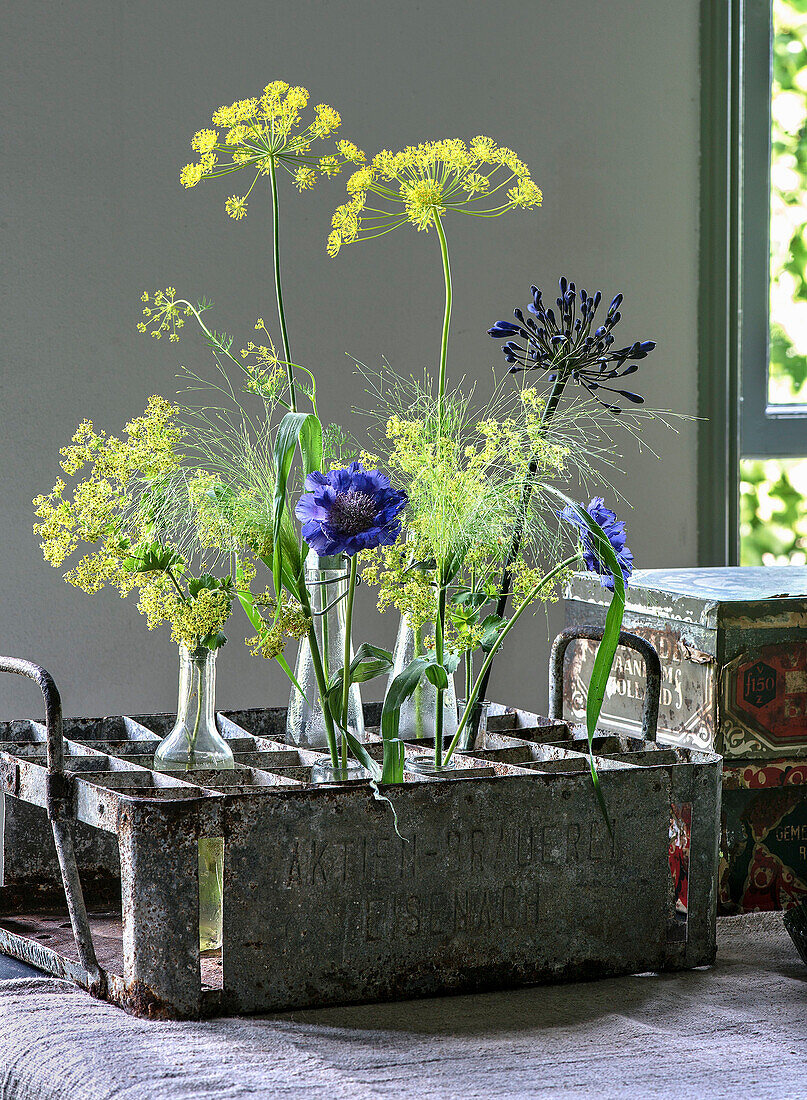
[0,912,804,1100]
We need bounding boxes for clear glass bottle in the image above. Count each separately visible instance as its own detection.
[389,615,459,741]
[287,551,365,749]
[153,645,233,953]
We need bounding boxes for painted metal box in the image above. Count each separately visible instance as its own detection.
[720,758,807,914]
[563,566,807,759]
[562,566,807,913]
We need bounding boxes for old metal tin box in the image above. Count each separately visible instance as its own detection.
[563,566,807,760]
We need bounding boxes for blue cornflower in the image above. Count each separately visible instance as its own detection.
[561,497,633,590]
[295,461,408,558]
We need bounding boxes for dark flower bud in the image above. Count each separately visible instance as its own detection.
[559,277,568,294]
[593,291,602,309]
[608,293,623,314]
[514,308,525,323]
[488,320,521,338]
[639,341,656,353]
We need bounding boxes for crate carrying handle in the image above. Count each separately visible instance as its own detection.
[548,627,662,742]
[0,656,104,995]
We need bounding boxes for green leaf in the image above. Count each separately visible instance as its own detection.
[424,663,449,691]
[199,631,227,650]
[121,541,183,575]
[188,573,219,597]
[550,486,626,835]
[479,614,507,652]
[272,412,322,599]
[274,649,307,700]
[326,643,394,703]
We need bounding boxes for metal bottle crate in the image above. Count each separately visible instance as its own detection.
[0,642,721,1020]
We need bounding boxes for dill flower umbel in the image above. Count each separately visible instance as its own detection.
[179,81,366,218]
[327,137,541,256]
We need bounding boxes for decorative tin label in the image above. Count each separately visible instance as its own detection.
[721,644,807,756]
[563,627,715,751]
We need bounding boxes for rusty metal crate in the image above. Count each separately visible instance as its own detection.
[0,647,721,1019]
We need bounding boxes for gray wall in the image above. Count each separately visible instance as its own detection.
[2,0,700,720]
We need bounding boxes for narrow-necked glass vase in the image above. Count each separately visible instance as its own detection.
[389,615,458,741]
[153,645,233,953]
[286,551,365,749]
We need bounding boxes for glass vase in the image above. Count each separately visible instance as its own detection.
[153,645,233,953]
[287,551,365,749]
[389,615,458,741]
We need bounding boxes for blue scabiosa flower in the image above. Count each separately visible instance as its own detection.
[295,461,407,557]
[561,497,633,590]
[488,278,655,413]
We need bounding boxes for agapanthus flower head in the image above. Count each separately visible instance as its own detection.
[295,461,408,557]
[179,81,366,218]
[560,497,633,590]
[488,278,656,413]
[327,137,541,256]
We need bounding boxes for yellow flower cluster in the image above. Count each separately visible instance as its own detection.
[179,81,366,218]
[137,288,193,342]
[328,136,542,255]
[34,397,184,575]
[245,598,311,660]
[360,388,568,637]
[239,321,286,399]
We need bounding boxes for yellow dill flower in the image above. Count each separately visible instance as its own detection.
[294,166,316,191]
[328,135,541,253]
[136,287,193,339]
[180,162,204,189]
[192,128,218,154]
[179,81,365,217]
[225,195,248,219]
[317,154,340,178]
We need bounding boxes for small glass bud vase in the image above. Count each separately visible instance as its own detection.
[287,551,365,749]
[153,645,233,953]
[389,615,459,740]
[310,760,369,784]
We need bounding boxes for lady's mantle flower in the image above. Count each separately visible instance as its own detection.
[488,278,655,413]
[327,137,541,256]
[295,462,407,557]
[179,81,366,218]
[560,497,633,590]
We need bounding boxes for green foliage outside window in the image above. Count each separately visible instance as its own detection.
[741,2,807,566]
[769,0,807,403]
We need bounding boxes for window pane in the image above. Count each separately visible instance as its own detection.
[768,0,807,405]
[740,457,807,563]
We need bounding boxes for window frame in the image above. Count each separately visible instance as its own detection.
[698,0,807,565]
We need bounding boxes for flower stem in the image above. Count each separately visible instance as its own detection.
[298,586,339,767]
[434,581,447,767]
[340,554,358,770]
[268,156,296,412]
[433,212,452,429]
[466,374,569,741]
[444,554,581,763]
